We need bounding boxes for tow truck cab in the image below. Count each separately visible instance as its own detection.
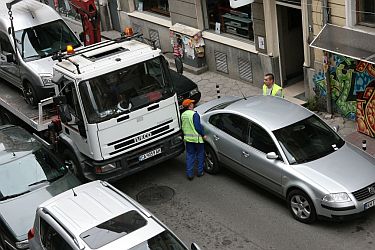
[53,38,184,181]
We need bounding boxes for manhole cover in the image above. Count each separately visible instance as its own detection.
[136,186,175,205]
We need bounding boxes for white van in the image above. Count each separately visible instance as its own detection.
[0,0,81,105]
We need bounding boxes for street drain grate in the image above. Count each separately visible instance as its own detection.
[136,186,175,205]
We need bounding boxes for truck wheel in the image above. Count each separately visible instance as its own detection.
[204,144,220,174]
[23,81,38,106]
[63,150,85,182]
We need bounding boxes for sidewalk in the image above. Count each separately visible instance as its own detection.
[182,70,375,157]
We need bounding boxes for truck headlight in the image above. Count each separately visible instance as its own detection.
[322,192,351,203]
[15,239,29,249]
[189,88,199,96]
[40,75,53,86]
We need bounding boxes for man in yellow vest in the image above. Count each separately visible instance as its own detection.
[263,73,284,97]
[181,99,206,180]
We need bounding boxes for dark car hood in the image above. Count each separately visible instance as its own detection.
[295,143,375,193]
[0,173,80,241]
[170,70,198,94]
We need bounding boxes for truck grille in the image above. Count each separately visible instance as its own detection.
[352,182,375,201]
[108,119,173,156]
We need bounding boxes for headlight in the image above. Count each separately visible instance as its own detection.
[40,75,53,86]
[15,239,29,249]
[189,88,199,96]
[322,192,351,203]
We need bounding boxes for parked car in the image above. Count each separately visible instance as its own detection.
[0,0,81,105]
[0,125,81,250]
[196,95,375,223]
[170,70,201,110]
[28,180,201,250]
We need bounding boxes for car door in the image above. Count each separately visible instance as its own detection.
[208,113,250,175]
[241,122,285,194]
[0,31,21,87]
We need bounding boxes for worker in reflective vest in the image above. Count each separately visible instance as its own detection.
[181,99,206,180]
[263,73,284,97]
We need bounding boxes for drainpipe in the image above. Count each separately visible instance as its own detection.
[323,0,332,113]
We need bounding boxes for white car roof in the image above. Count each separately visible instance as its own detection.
[40,181,164,250]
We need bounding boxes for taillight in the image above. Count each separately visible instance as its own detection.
[28,227,35,240]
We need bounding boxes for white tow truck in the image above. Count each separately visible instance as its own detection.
[0,35,185,181]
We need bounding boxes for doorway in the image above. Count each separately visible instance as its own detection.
[277,4,305,100]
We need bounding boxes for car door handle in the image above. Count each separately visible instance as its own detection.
[213,134,220,141]
[242,151,250,158]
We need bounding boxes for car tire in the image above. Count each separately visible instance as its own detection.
[204,144,220,174]
[287,189,317,224]
[63,149,85,182]
[23,81,38,106]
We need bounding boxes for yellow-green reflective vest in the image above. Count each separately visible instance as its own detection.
[263,83,283,97]
[181,110,203,143]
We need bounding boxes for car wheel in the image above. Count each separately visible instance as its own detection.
[63,149,85,182]
[204,144,220,174]
[287,189,317,224]
[23,81,38,106]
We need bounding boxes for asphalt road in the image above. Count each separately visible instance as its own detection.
[114,153,375,250]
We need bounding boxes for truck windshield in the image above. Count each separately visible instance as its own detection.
[14,20,80,61]
[79,57,174,123]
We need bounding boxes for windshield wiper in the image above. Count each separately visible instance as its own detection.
[0,190,30,201]
[28,179,48,187]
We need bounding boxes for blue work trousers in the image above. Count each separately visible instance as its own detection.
[185,142,205,177]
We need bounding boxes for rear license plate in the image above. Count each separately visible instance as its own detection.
[364,199,375,210]
[139,148,162,162]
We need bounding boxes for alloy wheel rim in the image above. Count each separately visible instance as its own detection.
[290,195,311,220]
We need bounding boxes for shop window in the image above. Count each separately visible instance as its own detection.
[206,0,254,40]
[135,0,170,17]
[357,0,375,27]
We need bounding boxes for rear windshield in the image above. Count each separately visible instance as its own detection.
[205,99,240,113]
[80,210,147,249]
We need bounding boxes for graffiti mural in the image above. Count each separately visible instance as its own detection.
[312,55,375,122]
[357,81,375,137]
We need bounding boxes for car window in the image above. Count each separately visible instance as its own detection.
[80,210,147,249]
[0,32,13,54]
[273,115,345,164]
[249,123,278,154]
[130,230,188,250]
[209,113,249,143]
[0,127,67,200]
[40,218,73,250]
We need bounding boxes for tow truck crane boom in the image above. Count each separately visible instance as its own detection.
[69,0,101,45]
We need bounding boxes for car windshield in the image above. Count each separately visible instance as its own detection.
[130,230,188,250]
[273,115,345,165]
[79,57,174,123]
[14,20,80,61]
[0,127,67,200]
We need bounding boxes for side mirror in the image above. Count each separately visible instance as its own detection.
[53,96,72,123]
[175,56,183,75]
[191,243,201,250]
[266,152,279,160]
[4,52,15,63]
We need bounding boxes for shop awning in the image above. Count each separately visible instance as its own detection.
[310,24,375,64]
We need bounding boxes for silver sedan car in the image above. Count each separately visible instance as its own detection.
[196,95,375,223]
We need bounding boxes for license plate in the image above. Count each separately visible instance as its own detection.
[139,148,162,161]
[364,199,375,210]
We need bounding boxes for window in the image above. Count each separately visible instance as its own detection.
[40,218,73,250]
[209,113,249,143]
[135,0,170,17]
[0,32,13,54]
[357,0,375,27]
[206,0,254,40]
[249,123,278,154]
